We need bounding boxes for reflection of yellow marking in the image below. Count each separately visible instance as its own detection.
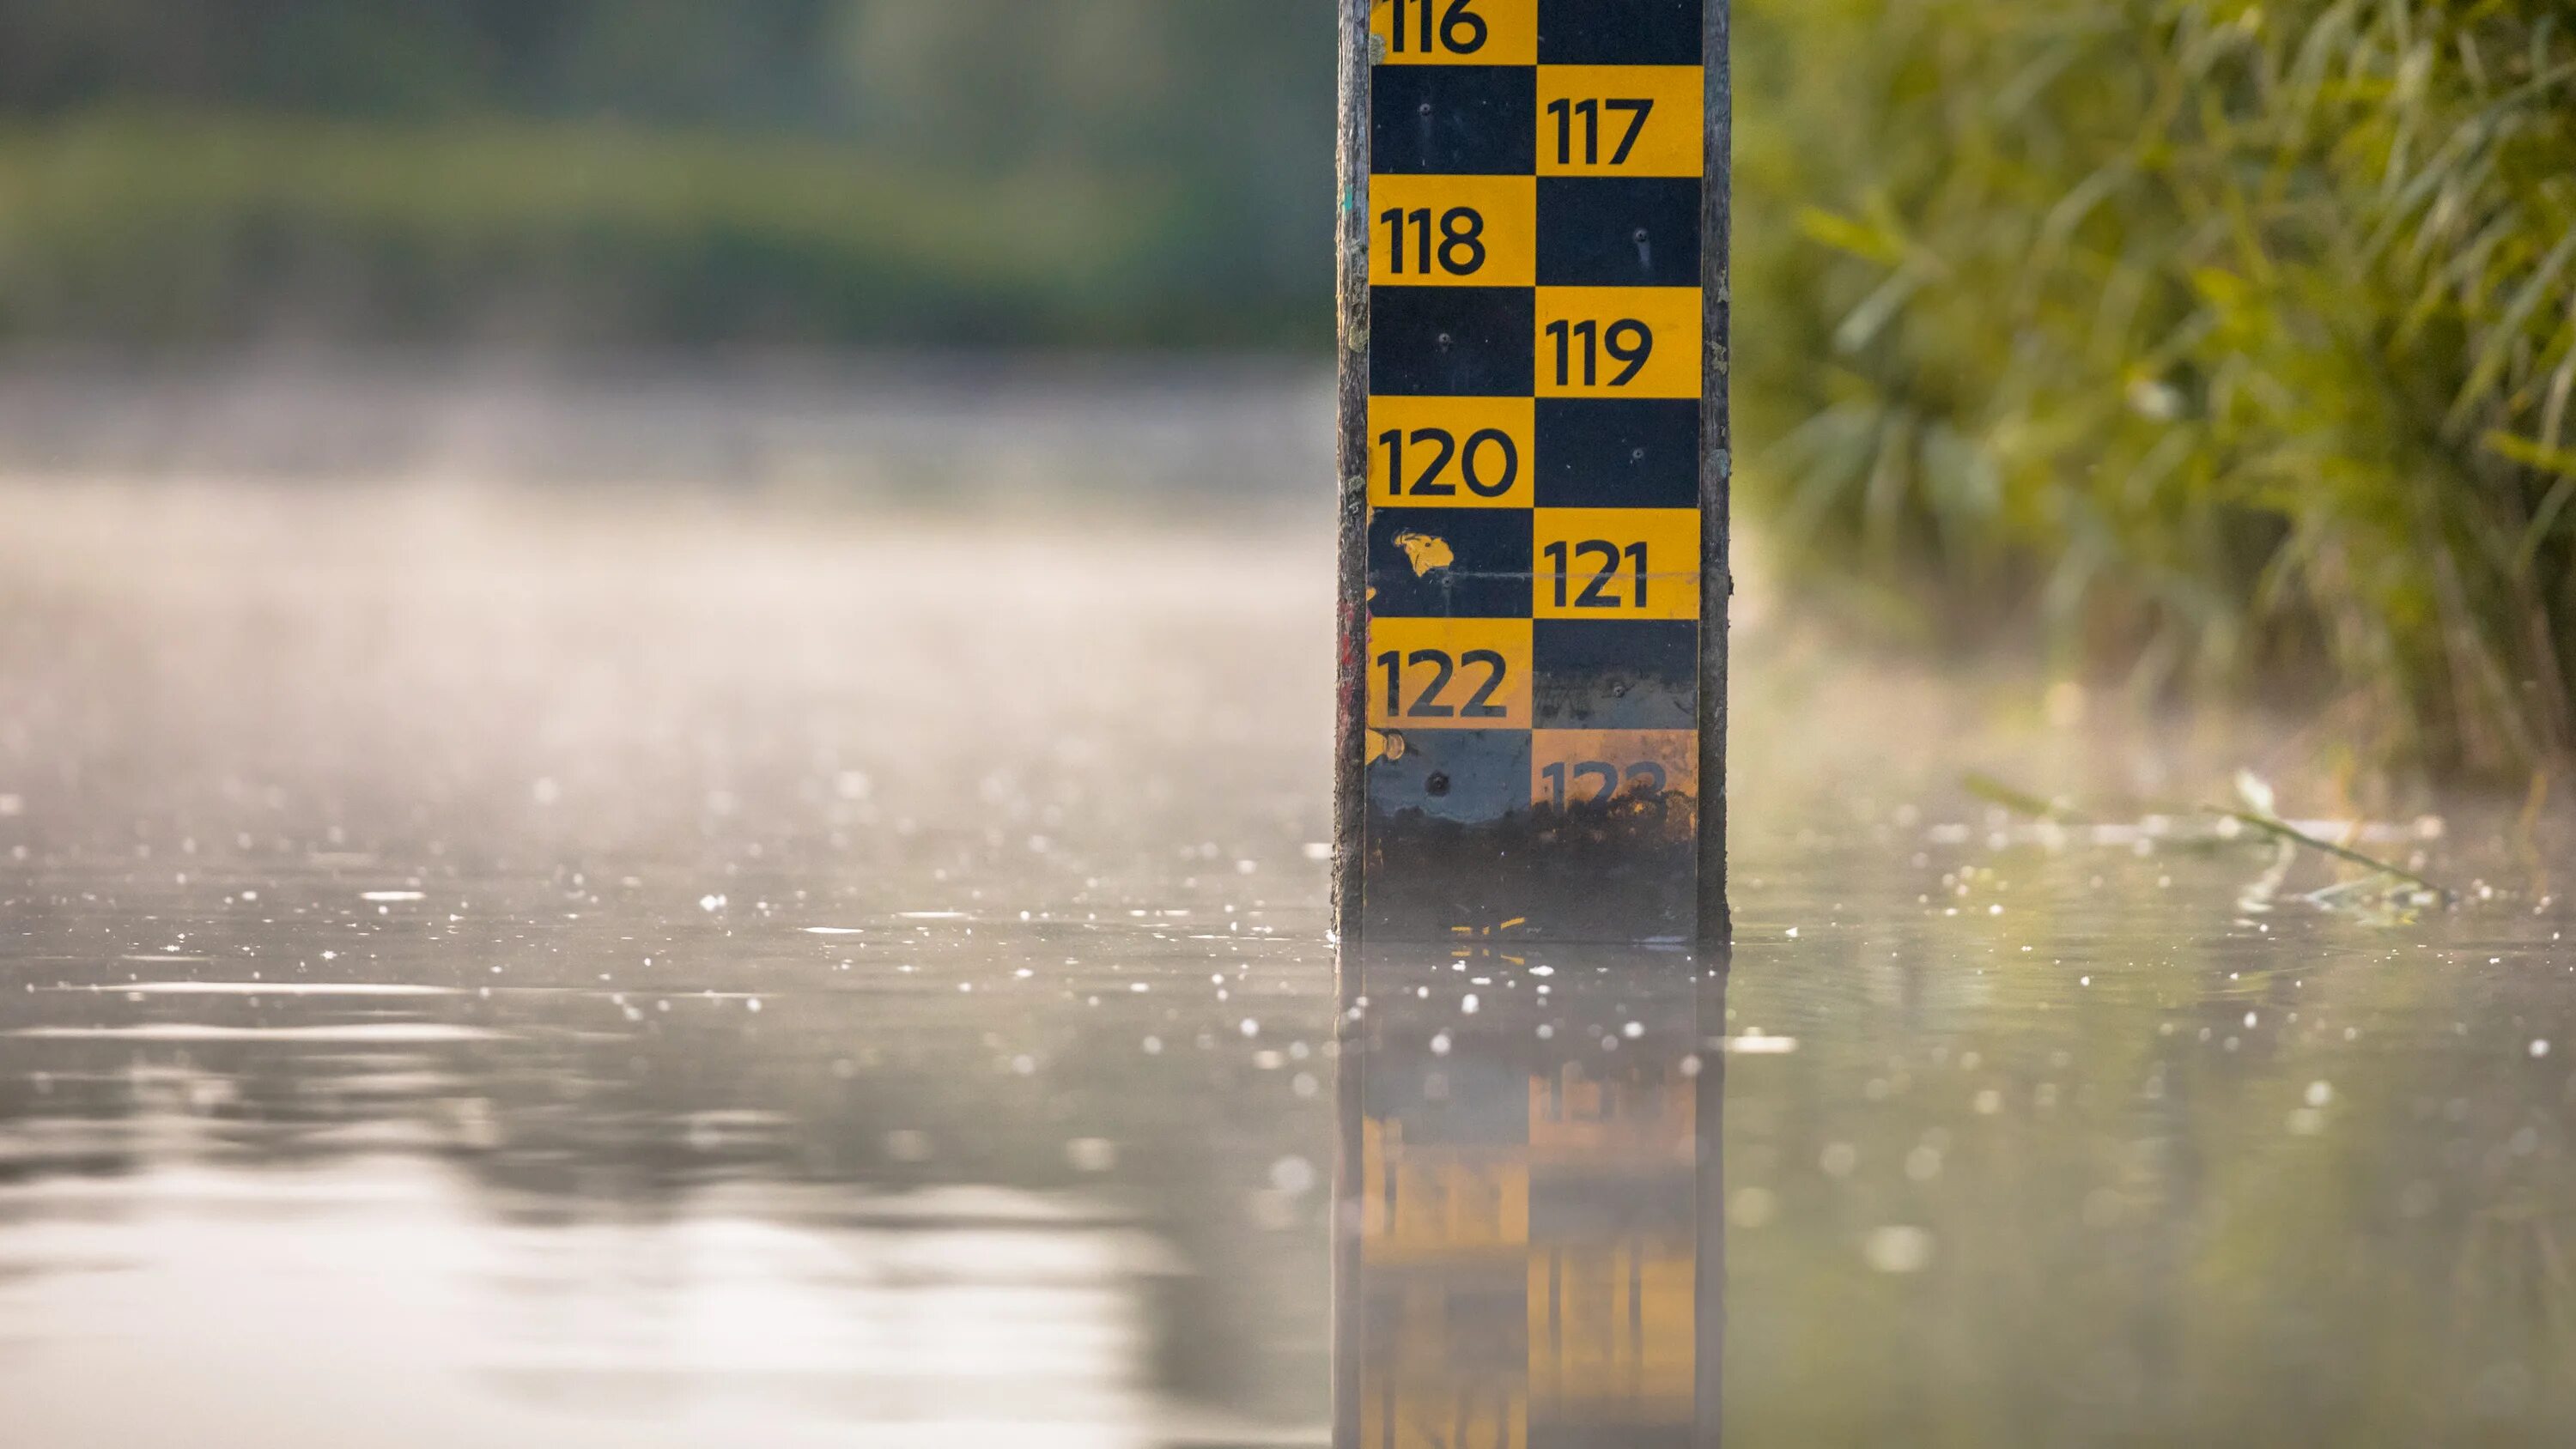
[1533,508,1700,620]
[1393,531,1455,576]
[1362,1119,1529,1263]
[1530,1062,1697,1157]
[1368,0,1538,66]
[1368,175,1536,289]
[1536,65,1706,178]
[1535,287,1704,399]
[1359,1383,1527,1449]
[1367,397,1535,511]
[1529,1244,1697,1412]
[1357,1048,1707,1443]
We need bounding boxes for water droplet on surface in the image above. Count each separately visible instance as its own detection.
[1863,1226,1935,1274]
[1269,1156,1315,1195]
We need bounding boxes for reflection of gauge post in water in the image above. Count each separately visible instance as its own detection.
[1332,946,1725,1448]
[1334,0,1730,946]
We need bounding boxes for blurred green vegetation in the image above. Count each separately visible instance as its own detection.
[0,0,1334,347]
[3,0,2574,771]
[1735,0,2576,775]
[0,114,1277,347]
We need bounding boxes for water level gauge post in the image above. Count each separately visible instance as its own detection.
[1333,0,1730,949]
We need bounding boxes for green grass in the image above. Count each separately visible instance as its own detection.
[1734,0,2576,775]
[0,112,1317,349]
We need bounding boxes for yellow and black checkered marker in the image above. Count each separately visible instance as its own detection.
[1337,0,1727,946]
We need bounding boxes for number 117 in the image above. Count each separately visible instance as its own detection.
[1547,97,1654,166]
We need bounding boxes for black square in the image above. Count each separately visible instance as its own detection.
[1529,1171,1696,1240]
[1368,507,1536,618]
[1370,287,1537,397]
[1372,66,1539,175]
[1537,177,1704,288]
[1537,0,1704,65]
[1367,727,1533,830]
[1533,620,1698,730]
[1362,1045,1534,1142]
[1528,1427,1698,1449]
[1535,399,1702,508]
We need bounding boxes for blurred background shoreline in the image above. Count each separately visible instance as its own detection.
[0,350,1332,524]
[4,0,2574,780]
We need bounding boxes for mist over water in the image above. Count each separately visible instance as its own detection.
[2,365,2573,1446]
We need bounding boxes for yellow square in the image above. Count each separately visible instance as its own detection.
[1368,397,1535,509]
[1368,618,1533,731]
[1536,66,1705,177]
[1370,176,1535,288]
[1533,508,1700,618]
[1529,730,1699,810]
[1359,1385,1528,1449]
[1370,0,1537,66]
[1536,287,1703,398]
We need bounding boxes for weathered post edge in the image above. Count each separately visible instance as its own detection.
[1330,0,1373,959]
[1328,7,1373,1448]
[1696,12,1735,1439]
[1699,0,1735,950]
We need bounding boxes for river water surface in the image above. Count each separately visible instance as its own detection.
[0,368,2571,1446]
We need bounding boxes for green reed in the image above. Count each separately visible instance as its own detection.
[1735,0,2576,775]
